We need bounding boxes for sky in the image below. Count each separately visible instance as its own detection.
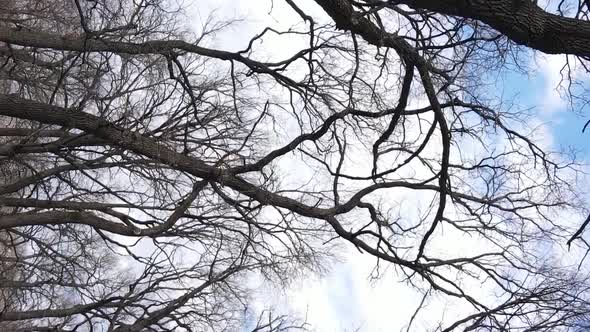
[183,1,590,331]
[502,54,590,155]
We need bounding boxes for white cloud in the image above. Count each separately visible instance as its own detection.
[181,1,590,331]
[535,54,569,113]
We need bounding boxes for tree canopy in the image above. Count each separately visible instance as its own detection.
[1,0,590,330]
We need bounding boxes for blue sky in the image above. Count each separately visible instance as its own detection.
[499,57,590,157]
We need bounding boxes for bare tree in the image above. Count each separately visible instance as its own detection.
[1,0,590,330]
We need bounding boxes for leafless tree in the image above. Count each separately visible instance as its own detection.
[1,0,590,330]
